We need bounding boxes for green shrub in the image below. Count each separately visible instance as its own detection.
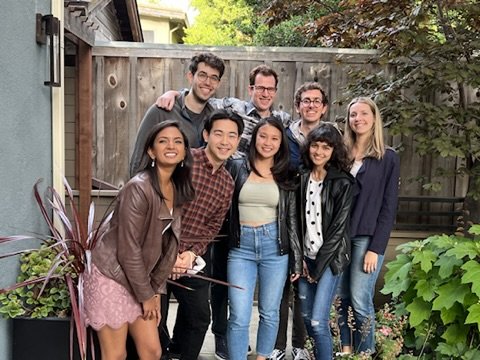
[381,225,480,359]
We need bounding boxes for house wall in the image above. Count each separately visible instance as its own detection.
[141,17,173,43]
[0,1,53,359]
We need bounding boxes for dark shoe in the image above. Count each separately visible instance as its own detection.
[247,345,252,355]
[167,342,181,360]
[215,335,229,360]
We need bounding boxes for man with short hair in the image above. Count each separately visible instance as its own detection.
[129,52,226,177]
[268,82,329,360]
[165,109,244,360]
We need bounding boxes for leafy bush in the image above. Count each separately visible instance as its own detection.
[381,225,480,359]
[0,244,72,318]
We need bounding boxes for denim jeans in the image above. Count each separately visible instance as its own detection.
[227,222,289,360]
[337,236,384,353]
[299,258,340,360]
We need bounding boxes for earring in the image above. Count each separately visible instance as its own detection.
[180,160,184,168]
[151,158,155,167]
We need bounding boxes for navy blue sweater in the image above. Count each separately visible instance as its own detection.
[349,148,400,255]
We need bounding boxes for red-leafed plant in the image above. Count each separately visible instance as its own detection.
[0,178,112,360]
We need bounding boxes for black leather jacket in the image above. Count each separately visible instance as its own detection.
[224,158,302,274]
[298,166,354,281]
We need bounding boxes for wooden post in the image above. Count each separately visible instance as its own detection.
[77,40,92,229]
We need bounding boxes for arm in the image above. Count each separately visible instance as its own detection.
[116,182,156,302]
[155,89,182,110]
[367,150,400,255]
[286,189,303,276]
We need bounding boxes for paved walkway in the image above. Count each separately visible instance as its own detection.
[166,302,296,359]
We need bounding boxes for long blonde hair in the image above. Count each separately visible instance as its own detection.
[344,97,385,160]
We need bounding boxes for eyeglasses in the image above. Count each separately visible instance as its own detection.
[250,85,277,95]
[196,71,221,84]
[300,98,324,107]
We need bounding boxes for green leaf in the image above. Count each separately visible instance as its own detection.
[461,260,480,297]
[415,279,436,301]
[381,254,412,297]
[469,224,480,235]
[432,280,470,311]
[434,254,463,279]
[445,241,479,260]
[440,323,469,345]
[465,303,480,331]
[440,302,463,325]
[412,248,437,272]
[406,297,431,327]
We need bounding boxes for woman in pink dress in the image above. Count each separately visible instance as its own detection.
[83,120,195,360]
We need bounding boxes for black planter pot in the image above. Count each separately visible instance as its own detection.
[13,317,99,360]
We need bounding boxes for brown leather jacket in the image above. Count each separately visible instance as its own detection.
[92,172,181,303]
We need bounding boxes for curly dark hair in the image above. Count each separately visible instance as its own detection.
[189,52,225,79]
[294,82,329,108]
[301,122,352,173]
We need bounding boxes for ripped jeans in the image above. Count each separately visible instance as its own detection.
[298,257,340,360]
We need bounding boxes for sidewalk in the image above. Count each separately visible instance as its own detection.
[166,302,295,359]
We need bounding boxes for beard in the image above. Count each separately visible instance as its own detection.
[190,85,210,104]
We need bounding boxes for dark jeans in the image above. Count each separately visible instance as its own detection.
[160,250,212,360]
[275,274,307,350]
[210,237,229,337]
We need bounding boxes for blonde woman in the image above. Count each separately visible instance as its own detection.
[337,97,400,355]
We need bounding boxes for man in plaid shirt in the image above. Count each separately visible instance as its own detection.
[162,109,244,360]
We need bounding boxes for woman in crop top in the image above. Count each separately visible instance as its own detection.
[225,117,302,360]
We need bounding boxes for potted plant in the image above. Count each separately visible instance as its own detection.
[0,178,112,360]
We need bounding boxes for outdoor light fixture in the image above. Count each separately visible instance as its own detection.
[36,13,61,87]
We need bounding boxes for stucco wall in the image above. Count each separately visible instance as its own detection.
[0,1,53,358]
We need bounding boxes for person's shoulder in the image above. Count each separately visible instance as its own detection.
[121,172,152,198]
[384,147,400,163]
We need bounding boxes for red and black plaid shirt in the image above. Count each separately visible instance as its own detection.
[179,148,234,256]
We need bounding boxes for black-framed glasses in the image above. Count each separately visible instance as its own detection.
[250,85,277,95]
[196,71,221,84]
[300,98,324,107]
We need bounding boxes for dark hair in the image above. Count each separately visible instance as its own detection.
[248,117,290,188]
[138,120,195,206]
[203,108,245,136]
[189,52,225,79]
[301,122,352,173]
[294,82,329,108]
[249,65,278,87]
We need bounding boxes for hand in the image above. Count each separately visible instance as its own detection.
[142,294,161,325]
[290,273,300,282]
[170,251,196,280]
[155,90,180,110]
[363,250,379,274]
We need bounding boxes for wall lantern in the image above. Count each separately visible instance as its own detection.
[36,14,61,87]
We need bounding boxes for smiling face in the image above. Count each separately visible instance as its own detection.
[248,74,277,115]
[348,102,375,137]
[255,123,282,161]
[297,89,328,125]
[203,118,240,166]
[188,62,221,103]
[147,126,186,168]
[309,141,333,171]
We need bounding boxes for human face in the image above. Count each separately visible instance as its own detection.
[203,119,240,166]
[348,102,375,136]
[147,126,186,168]
[248,74,277,115]
[188,62,221,103]
[309,141,333,171]
[255,124,282,161]
[297,89,327,125]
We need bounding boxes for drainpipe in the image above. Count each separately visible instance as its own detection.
[51,1,65,204]
[169,24,180,44]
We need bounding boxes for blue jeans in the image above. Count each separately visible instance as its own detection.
[299,258,340,360]
[337,236,384,353]
[227,222,288,360]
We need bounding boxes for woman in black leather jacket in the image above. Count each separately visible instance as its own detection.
[296,123,354,360]
[225,117,302,360]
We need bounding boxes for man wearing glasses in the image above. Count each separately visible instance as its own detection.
[129,52,225,176]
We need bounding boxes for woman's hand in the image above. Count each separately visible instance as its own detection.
[363,250,379,274]
[290,273,300,282]
[142,294,161,326]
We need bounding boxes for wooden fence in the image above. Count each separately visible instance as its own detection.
[86,43,468,230]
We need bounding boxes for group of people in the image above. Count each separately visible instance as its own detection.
[82,52,400,360]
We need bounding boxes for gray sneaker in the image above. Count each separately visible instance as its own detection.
[267,349,286,360]
[292,347,310,360]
